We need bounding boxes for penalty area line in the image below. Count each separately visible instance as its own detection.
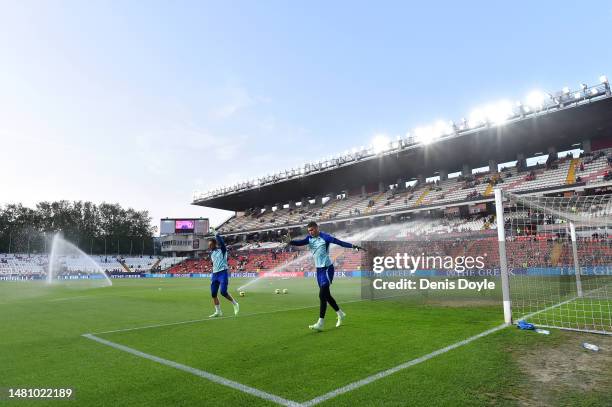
[89,295,409,335]
[89,300,365,335]
[82,333,303,407]
[301,323,508,406]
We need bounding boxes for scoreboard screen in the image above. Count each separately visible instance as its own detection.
[160,218,209,235]
[175,220,195,232]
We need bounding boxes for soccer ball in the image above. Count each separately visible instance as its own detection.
[275,289,280,294]
[239,291,245,297]
[282,289,288,294]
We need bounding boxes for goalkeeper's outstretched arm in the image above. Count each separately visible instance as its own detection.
[216,233,227,254]
[320,232,365,251]
[210,227,227,254]
[287,236,309,246]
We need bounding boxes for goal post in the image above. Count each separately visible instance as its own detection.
[494,188,612,335]
[494,188,512,325]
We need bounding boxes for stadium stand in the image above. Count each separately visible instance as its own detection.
[217,148,612,234]
[0,254,189,277]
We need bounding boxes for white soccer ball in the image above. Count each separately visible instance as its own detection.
[282,288,288,294]
[239,291,245,297]
[275,288,281,294]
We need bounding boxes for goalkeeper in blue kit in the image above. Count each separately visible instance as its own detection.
[285,221,363,331]
[207,228,239,318]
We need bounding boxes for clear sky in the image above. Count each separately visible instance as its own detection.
[1,0,611,232]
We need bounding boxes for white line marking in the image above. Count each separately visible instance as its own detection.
[90,294,410,335]
[89,298,367,335]
[519,296,578,320]
[515,287,612,335]
[84,295,509,405]
[82,333,303,407]
[517,283,610,323]
[530,324,611,336]
[301,324,507,406]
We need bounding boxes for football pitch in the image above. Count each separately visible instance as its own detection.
[1,278,610,406]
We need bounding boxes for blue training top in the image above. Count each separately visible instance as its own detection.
[289,231,353,268]
[210,233,228,273]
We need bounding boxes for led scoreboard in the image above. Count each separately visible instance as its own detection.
[160,218,209,235]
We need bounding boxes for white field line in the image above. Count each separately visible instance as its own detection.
[515,285,612,335]
[46,286,208,302]
[531,324,611,336]
[301,324,507,406]
[88,293,412,335]
[0,286,209,305]
[519,296,578,321]
[517,283,611,322]
[84,322,508,406]
[82,333,303,407]
[89,297,368,335]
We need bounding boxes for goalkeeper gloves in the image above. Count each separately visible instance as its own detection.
[352,244,366,252]
[281,233,292,245]
[209,227,217,235]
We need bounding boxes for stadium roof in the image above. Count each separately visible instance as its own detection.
[194,81,612,212]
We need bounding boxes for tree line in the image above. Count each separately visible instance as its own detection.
[0,201,157,255]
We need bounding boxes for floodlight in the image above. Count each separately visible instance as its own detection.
[468,109,486,127]
[562,86,570,95]
[599,75,608,84]
[484,100,513,124]
[433,120,452,136]
[371,134,391,154]
[414,123,445,145]
[573,92,582,99]
[526,91,546,110]
[414,126,431,144]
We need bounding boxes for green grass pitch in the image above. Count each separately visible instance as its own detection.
[1,278,610,406]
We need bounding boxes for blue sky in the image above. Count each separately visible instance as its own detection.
[1,0,611,231]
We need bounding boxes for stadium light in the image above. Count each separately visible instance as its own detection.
[516,101,530,115]
[414,126,431,144]
[434,120,453,137]
[484,100,514,125]
[468,109,486,128]
[371,134,391,154]
[526,90,546,110]
[599,75,608,84]
[415,122,449,145]
[562,86,570,95]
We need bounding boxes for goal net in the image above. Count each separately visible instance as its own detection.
[495,190,612,334]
